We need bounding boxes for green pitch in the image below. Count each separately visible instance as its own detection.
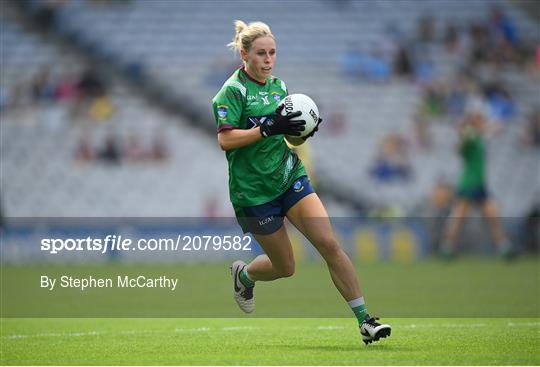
[1,258,539,364]
[2,317,539,365]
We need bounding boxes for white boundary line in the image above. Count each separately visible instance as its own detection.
[3,321,539,339]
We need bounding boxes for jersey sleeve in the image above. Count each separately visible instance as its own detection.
[273,77,288,96]
[212,85,245,133]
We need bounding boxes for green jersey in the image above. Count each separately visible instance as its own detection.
[212,68,306,207]
[458,127,486,192]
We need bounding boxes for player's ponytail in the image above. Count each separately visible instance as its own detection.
[227,20,274,52]
[227,20,247,51]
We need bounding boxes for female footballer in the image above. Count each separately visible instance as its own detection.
[212,20,391,345]
[440,108,513,258]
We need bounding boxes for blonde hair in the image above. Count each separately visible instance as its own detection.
[227,20,274,52]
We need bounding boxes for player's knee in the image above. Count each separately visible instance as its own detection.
[316,236,341,259]
[483,201,499,217]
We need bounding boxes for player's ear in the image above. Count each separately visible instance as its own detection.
[240,48,248,62]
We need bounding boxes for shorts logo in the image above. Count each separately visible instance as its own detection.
[217,105,228,119]
[259,216,274,226]
[272,92,281,102]
[293,180,304,193]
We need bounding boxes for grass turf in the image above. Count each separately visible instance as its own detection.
[1,318,539,365]
[1,258,539,364]
[2,258,539,317]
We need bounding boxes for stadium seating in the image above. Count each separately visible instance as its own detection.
[2,0,538,218]
[1,10,228,217]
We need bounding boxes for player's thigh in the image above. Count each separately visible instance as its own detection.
[285,193,339,255]
[253,225,295,269]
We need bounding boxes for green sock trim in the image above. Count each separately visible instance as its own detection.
[239,268,255,288]
[352,304,368,325]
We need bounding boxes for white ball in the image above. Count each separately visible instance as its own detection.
[279,93,320,139]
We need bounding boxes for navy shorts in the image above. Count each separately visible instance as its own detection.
[234,175,315,235]
[457,186,489,203]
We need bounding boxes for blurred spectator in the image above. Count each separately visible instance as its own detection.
[444,23,459,53]
[71,66,111,122]
[33,0,65,30]
[417,15,435,44]
[89,95,114,122]
[444,73,470,117]
[420,71,518,126]
[3,67,105,113]
[326,107,347,135]
[72,133,171,164]
[483,81,515,123]
[370,133,412,183]
[469,22,490,65]
[342,43,395,81]
[341,43,363,79]
[54,72,79,102]
[360,6,536,82]
[488,5,519,48]
[421,81,446,117]
[6,68,74,112]
[412,45,436,83]
[409,111,432,152]
[444,24,473,68]
[393,45,413,77]
[359,49,392,82]
[125,135,148,161]
[100,134,121,164]
[78,67,106,99]
[522,109,540,149]
[74,135,95,162]
[150,134,169,161]
[31,66,55,104]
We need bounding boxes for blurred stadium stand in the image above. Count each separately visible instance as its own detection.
[1,0,538,221]
[1,2,233,217]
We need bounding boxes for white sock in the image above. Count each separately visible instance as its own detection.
[347,297,365,309]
